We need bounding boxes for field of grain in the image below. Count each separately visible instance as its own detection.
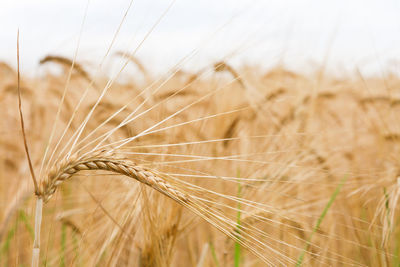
[1,52,400,266]
[1,2,400,265]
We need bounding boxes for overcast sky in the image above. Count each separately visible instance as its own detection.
[1,0,400,76]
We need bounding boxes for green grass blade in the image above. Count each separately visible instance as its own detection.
[72,230,81,267]
[18,210,34,240]
[296,176,347,266]
[60,223,67,267]
[234,172,242,267]
[0,225,17,266]
[209,241,220,267]
[383,187,391,228]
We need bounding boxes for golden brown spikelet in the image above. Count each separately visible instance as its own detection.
[40,152,191,203]
[265,87,286,101]
[183,66,209,86]
[0,61,15,77]
[308,148,333,178]
[359,95,391,105]
[155,88,197,100]
[58,217,82,236]
[222,116,240,147]
[3,83,32,97]
[263,67,298,80]
[384,133,400,142]
[39,55,92,83]
[115,51,151,83]
[213,61,246,90]
[317,91,337,99]
[184,73,198,85]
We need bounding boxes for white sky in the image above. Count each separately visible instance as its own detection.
[1,0,400,76]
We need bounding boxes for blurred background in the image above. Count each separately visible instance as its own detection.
[1,0,400,76]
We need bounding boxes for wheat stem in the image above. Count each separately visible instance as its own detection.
[31,198,43,267]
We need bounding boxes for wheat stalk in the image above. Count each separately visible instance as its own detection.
[29,151,192,266]
[38,152,190,204]
[114,51,149,81]
[214,61,246,89]
[39,55,92,83]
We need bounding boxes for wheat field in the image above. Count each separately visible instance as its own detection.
[1,2,400,267]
